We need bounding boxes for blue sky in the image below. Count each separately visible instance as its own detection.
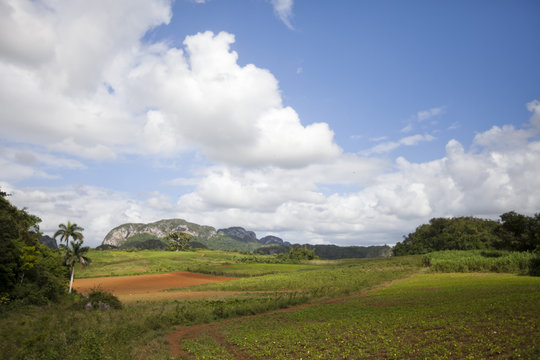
[1,0,539,247]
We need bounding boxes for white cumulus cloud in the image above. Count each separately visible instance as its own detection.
[1,1,337,168]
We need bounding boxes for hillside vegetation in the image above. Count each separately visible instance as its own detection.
[393,212,540,255]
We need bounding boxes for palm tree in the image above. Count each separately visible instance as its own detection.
[62,240,91,293]
[54,221,84,246]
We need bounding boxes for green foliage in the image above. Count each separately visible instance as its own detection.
[53,220,84,246]
[0,191,68,305]
[185,262,322,277]
[165,231,192,251]
[190,241,208,249]
[255,244,290,255]
[136,239,166,250]
[310,244,392,259]
[197,234,261,252]
[496,211,540,252]
[423,250,540,275]
[119,233,162,249]
[61,238,91,293]
[85,289,122,309]
[257,244,392,259]
[282,246,318,261]
[94,244,118,250]
[394,215,502,255]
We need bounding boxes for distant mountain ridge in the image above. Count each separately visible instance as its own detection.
[40,235,58,249]
[102,219,217,247]
[101,218,390,259]
[102,219,284,251]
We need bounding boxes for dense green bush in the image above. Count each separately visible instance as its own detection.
[84,289,122,310]
[0,190,68,306]
[394,212,540,256]
[278,245,318,261]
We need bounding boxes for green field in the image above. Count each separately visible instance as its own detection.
[1,249,539,359]
[75,249,302,278]
[184,273,539,359]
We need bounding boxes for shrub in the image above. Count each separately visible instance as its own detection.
[84,289,122,310]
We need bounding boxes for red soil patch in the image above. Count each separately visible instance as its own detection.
[73,272,236,302]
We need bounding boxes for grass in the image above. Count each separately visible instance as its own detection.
[0,291,315,360]
[2,249,538,359]
[423,250,539,275]
[0,254,420,359]
[186,262,323,277]
[76,249,292,278]
[184,273,540,359]
[166,256,422,298]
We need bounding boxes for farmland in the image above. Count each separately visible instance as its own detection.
[184,273,539,359]
[1,249,539,359]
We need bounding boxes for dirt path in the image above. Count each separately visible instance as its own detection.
[167,275,415,359]
[73,272,237,302]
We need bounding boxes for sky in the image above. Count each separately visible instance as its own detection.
[1,0,540,248]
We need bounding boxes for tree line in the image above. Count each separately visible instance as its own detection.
[393,212,540,256]
[0,190,90,306]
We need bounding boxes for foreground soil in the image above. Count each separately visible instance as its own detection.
[73,272,237,302]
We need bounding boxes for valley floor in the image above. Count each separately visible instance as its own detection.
[172,273,540,359]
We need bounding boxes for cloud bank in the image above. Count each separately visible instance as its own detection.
[1,1,540,248]
[1,1,336,168]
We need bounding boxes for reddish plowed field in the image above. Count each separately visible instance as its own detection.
[73,272,236,302]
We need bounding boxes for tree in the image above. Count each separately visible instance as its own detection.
[165,232,192,251]
[54,221,84,246]
[287,246,317,260]
[1,190,67,304]
[393,216,499,256]
[496,211,540,252]
[62,239,91,293]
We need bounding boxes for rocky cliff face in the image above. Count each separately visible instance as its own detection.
[102,219,217,247]
[40,235,58,249]
[259,235,288,245]
[217,227,258,243]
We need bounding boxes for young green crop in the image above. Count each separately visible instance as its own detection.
[184,273,540,359]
